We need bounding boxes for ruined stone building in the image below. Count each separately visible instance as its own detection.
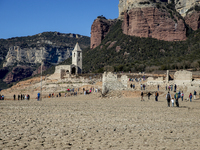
[53,43,82,79]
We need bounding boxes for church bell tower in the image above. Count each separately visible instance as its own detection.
[72,42,82,74]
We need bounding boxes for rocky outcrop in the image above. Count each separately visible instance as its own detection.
[3,66,34,84]
[122,7,186,41]
[185,11,200,30]
[90,17,117,49]
[175,0,200,17]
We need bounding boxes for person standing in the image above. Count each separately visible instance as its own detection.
[171,85,173,91]
[168,85,171,91]
[157,85,159,91]
[171,98,174,107]
[181,91,184,101]
[174,91,179,107]
[189,93,192,102]
[166,92,171,107]
[174,84,177,92]
[37,92,40,101]
[140,84,143,90]
[143,84,145,90]
[141,91,144,101]
[194,90,197,100]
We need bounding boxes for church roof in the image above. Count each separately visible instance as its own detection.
[73,42,82,51]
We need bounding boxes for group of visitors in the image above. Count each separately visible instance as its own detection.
[166,90,197,107]
[166,84,177,92]
[130,84,135,89]
[13,94,30,100]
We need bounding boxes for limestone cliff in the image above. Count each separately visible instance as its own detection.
[3,46,72,67]
[175,0,200,17]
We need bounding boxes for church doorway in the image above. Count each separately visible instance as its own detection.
[71,67,76,74]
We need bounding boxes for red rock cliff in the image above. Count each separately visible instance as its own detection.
[90,17,116,49]
[122,7,187,41]
[185,11,200,31]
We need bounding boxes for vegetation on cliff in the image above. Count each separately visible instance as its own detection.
[77,20,200,73]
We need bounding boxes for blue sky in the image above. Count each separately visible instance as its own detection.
[0,0,119,39]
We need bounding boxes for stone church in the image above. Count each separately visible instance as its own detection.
[53,42,82,79]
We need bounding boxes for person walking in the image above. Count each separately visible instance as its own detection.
[189,93,192,102]
[194,90,197,100]
[147,92,151,100]
[155,91,159,101]
[166,92,171,107]
[181,91,184,101]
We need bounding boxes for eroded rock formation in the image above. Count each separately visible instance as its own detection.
[90,17,117,49]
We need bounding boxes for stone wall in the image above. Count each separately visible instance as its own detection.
[174,70,192,85]
[102,72,127,94]
[146,77,164,85]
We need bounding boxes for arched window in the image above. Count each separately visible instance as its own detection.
[78,52,80,57]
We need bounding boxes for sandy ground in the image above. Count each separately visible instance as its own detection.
[0,93,200,150]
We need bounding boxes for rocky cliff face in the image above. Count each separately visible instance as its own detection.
[122,7,186,41]
[90,17,117,49]
[90,0,200,48]
[3,66,34,84]
[185,11,200,30]
[3,46,72,67]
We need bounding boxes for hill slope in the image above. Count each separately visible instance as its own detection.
[63,20,200,73]
[0,32,90,89]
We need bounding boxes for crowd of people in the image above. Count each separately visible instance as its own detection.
[140,83,198,108]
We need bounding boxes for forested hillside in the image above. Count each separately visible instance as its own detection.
[61,20,200,73]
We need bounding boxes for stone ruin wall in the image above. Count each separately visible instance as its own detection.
[174,70,192,85]
[102,72,128,95]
